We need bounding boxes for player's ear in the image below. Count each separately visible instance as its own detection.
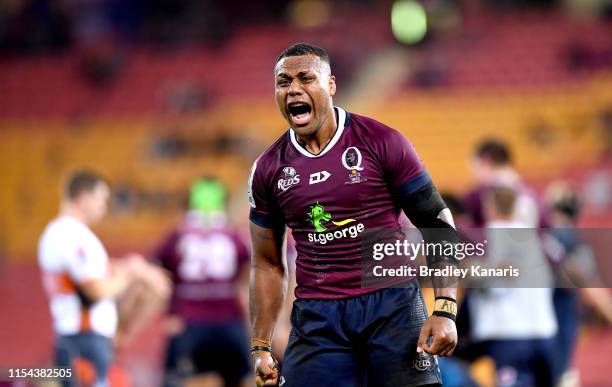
[329,75,336,97]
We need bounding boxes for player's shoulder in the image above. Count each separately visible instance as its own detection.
[39,217,87,261]
[250,131,290,175]
[348,111,409,144]
[41,216,82,240]
[48,217,100,249]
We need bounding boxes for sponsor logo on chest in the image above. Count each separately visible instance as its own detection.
[306,202,366,245]
[309,170,331,185]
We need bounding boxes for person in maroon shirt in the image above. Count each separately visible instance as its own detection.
[463,139,543,228]
[155,178,251,387]
[248,43,461,387]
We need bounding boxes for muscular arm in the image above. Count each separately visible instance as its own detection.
[400,181,459,301]
[249,222,287,386]
[79,256,170,304]
[249,222,288,345]
[399,181,459,356]
[78,261,133,303]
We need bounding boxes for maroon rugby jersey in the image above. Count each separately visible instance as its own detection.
[249,107,432,299]
[155,215,249,323]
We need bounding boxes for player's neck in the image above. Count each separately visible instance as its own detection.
[296,109,337,155]
[60,203,89,226]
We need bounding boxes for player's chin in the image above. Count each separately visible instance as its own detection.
[291,121,316,137]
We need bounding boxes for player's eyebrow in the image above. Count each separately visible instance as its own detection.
[297,71,314,77]
[276,70,314,79]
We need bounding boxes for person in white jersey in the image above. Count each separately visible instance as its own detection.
[39,170,168,387]
[469,185,557,387]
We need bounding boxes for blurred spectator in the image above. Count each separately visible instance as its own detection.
[566,42,612,73]
[543,182,584,386]
[149,128,254,160]
[150,132,188,159]
[38,169,170,387]
[526,120,557,149]
[0,0,296,54]
[0,0,72,53]
[543,182,612,384]
[464,139,541,227]
[410,53,451,89]
[153,177,252,387]
[77,44,125,87]
[161,81,214,114]
[469,185,557,387]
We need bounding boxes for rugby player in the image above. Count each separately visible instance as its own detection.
[248,43,460,387]
[154,178,252,387]
[463,139,540,227]
[470,185,557,387]
[38,170,169,387]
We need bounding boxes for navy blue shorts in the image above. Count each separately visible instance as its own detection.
[163,321,250,387]
[280,287,442,387]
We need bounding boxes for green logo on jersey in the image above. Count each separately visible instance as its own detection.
[307,202,332,232]
[307,202,356,232]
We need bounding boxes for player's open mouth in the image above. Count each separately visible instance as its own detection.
[287,102,312,126]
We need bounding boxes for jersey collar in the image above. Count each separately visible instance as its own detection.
[289,106,347,158]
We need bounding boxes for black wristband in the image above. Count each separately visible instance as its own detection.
[250,345,272,353]
[432,310,457,322]
[435,296,457,302]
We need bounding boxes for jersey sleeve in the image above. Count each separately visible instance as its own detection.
[379,128,432,196]
[248,158,284,228]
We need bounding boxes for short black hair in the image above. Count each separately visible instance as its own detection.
[475,139,512,166]
[548,184,581,220]
[553,192,580,219]
[64,169,107,199]
[276,43,330,66]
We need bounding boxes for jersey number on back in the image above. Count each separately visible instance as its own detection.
[177,234,237,281]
